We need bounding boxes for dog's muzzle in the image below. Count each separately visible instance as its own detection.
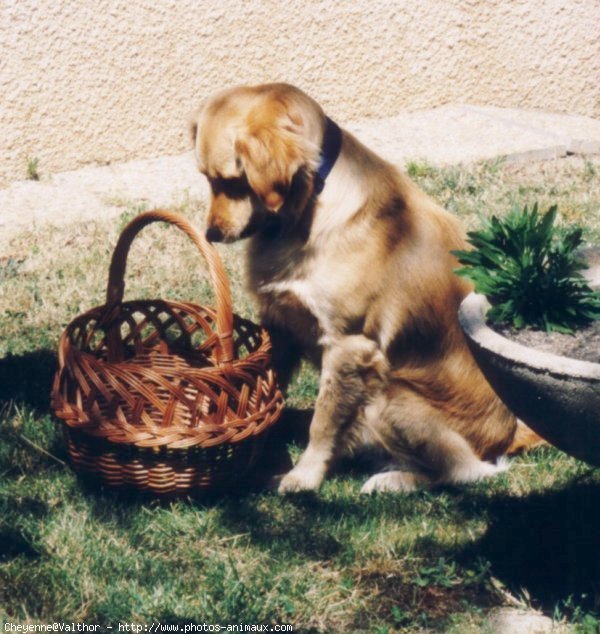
[205,226,224,243]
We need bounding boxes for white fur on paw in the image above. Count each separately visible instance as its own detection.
[494,456,510,472]
[449,457,509,484]
[361,471,419,494]
[277,468,323,494]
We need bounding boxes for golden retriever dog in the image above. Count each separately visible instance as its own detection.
[190,83,538,493]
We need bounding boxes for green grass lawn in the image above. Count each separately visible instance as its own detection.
[1,156,599,632]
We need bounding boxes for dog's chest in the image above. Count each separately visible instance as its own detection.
[261,277,336,339]
[253,255,366,345]
[248,224,380,345]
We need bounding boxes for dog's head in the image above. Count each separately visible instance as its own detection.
[190,84,324,242]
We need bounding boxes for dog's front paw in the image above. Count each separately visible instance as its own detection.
[275,467,324,494]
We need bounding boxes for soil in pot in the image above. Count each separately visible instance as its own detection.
[493,321,600,364]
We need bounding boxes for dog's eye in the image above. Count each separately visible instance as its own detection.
[211,176,250,199]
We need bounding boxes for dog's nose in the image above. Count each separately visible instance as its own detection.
[205,226,224,243]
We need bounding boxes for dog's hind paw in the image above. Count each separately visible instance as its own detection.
[361,470,422,494]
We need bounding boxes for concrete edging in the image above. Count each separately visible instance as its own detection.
[458,292,600,380]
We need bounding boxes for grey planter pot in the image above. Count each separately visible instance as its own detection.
[458,292,600,466]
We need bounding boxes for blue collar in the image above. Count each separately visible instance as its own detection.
[314,117,343,194]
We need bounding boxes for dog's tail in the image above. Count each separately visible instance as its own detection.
[506,419,548,454]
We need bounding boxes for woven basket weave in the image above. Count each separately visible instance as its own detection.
[51,210,284,495]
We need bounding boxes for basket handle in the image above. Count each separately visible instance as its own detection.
[104,209,234,364]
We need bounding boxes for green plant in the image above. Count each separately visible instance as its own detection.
[583,160,596,183]
[405,160,438,179]
[453,203,600,333]
[26,157,40,181]
[553,596,600,633]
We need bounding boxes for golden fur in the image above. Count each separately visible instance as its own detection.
[191,83,539,493]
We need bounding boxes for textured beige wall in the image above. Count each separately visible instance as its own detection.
[2,0,599,187]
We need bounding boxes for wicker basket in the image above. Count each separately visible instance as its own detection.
[51,210,284,495]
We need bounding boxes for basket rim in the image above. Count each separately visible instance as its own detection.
[60,298,268,345]
[57,298,273,370]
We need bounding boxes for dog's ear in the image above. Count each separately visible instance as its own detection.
[188,107,206,172]
[235,107,314,212]
[189,119,198,145]
[188,103,204,147]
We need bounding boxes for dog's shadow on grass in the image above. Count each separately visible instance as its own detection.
[214,426,600,613]
[456,478,600,612]
[0,348,56,413]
